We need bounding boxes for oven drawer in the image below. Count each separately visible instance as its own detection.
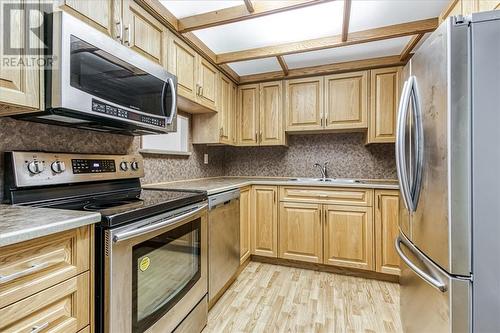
[0,272,90,332]
[0,226,91,308]
[280,186,373,206]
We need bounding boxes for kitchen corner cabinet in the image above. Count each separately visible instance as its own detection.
[168,35,218,112]
[251,186,278,258]
[240,187,251,264]
[324,71,368,130]
[367,67,401,144]
[375,190,401,275]
[0,1,42,112]
[323,205,374,271]
[285,77,324,131]
[237,82,285,146]
[279,202,323,263]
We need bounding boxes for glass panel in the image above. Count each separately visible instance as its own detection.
[70,36,172,117]
[132,218,201,333]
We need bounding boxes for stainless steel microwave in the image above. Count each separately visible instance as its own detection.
[16,11,177,135]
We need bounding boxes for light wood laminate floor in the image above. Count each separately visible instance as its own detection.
[205,262,402,333]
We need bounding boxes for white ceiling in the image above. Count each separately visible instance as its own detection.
[160,0,449,76]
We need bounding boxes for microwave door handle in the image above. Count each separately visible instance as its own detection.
[396,79,413,212]
[395,235,447,292]
[164,77,177,125]
[112,203,207,243]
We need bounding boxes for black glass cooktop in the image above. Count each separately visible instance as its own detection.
[42,189,207,227]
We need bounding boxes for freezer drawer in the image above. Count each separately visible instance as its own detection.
[397,233,471,333]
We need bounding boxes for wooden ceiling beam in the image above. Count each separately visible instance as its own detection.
[341,0,351,42]
[239,55,405,84]
[178,0,334,33]
[217,17,438,64]
[276,56,289,76]
[243,0,255,13]
[399,34,424,62]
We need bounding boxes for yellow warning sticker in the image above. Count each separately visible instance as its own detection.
[139,256,150,272]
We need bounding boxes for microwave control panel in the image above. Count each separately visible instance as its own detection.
[92,99,166,128]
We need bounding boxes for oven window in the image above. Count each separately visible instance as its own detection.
[70,36,172,117]
[132,218,201,333]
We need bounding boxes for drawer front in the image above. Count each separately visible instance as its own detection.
[0,226,91,308]
[0,272,90,333]
[280,186,373,206]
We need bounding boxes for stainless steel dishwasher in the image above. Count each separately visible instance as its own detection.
[208,189,240,304]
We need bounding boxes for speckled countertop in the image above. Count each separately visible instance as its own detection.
[0,205,101,247]
[145,177,399,195]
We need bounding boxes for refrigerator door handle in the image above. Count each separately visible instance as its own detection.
[408,76,424,212]
[396,79,413,212]
[395,235,448,292]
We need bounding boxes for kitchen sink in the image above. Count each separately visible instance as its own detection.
[288,178,361,183]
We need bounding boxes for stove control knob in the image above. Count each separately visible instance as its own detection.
[120,161,129,171]
[27,160,45,174]
[131,161,139,171]
[51,160,66,174]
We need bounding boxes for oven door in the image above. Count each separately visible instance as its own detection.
[105,202,208,333]
[41,12,177,135]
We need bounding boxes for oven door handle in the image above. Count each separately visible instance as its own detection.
[112,203,207,243]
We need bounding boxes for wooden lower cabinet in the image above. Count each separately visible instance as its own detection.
[279,202,322,263]
[323,205,374,271]
[240,187,251,264]
[375,190,401,275]
[250,186,278,258]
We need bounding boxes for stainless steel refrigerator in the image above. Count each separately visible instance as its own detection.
[395,10,500,333]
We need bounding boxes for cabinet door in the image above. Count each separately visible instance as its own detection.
[237,84,259,146]
[285,77,324,131]
[251,186,278,258]
[240,187,251,264]
[324,71,368,130]
[375,190,400,275]
[367,67,401,143]
[260,81,284,146]
[168,35,197,101]
[279,202,322,263]
[323,205,374,270]
[218,74,233,144]
[478,0,500,11]
[0,1,41,111]
[62,0,115,36]
[122,0,168,65]
[197,58,218,111]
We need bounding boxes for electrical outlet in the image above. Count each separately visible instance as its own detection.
[204,153,209,164]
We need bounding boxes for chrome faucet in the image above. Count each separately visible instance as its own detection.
[313,162,329,180]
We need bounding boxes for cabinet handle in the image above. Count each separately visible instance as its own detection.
[220,127,224,137]
[31,322,50,333]
[200,86,204,97]
[274,191,276,203]
[116,20,123,41]
[124,24,131,46]
[321,118,323,127]
[0,262,50,284]
[259,131,262,142]
[377,195,381,210]
[255,131,258,141]
[196,85,200,96]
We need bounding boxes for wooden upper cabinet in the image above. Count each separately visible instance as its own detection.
[122,0,168,65]
[0,1,41,112]
[324,71,368,130]
[237,84,259,146]
[218,74,233,144]
[62,0,116,36]
[251,186,278,258]
[279,202,323,263]
[285,77,324,131]
[375,190,401,276]
[323,205,374,271]
[168,35,198,101]
[240,187,251,264]
[259,81,284,146]
[478,0,500,11]
[367,67,401,144]
[197,58,218,111]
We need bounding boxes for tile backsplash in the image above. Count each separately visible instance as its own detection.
[224,133,396,179]
[0,117,395,201]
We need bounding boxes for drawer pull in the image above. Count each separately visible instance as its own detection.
[31,322,49,333]
[0,262,50,284]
